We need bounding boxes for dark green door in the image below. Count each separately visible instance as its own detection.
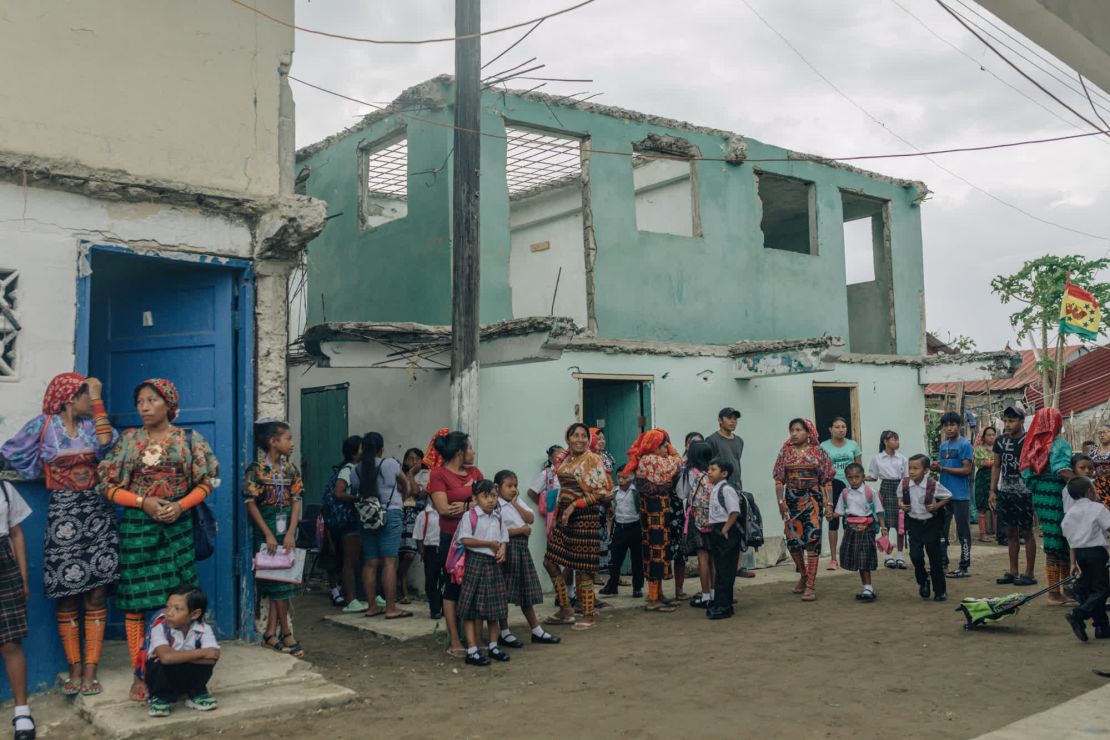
[582,379,652,472]
[300,384,349,505]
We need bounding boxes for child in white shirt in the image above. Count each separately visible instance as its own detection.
[456,480,510,667]
[705,459,741,620]
[833,464,884,601]
[145,585,220,717]
[867,431,908,569]
[1061,476,1110,642]
[413,504,442,619]
[897,455,952,602]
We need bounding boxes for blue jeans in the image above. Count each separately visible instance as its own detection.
[360,509,403,560]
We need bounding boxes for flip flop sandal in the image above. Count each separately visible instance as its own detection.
[571,621,598,631]
[80,680,103,697]
[644,604,677,613]
[947,570,971,578]
[62,677,81,696]
[385,610,413,619]
[363,609,386,618]
[263,633,289,652]
[543,614,576,625]
[398,597,412,605]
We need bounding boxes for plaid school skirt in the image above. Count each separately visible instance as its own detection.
[458,551,508,621]
[0,537,28,645]
[503,535,543,607]
[878,479,901,531]
[838,521,878,572]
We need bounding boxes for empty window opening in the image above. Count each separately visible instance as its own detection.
[358,131,408,229]
[0,269,20,378]
[506,125,590,326]
[843,219,876,284]
[841,190,895,354]
[633,149,699,238]
[757,172,816,255]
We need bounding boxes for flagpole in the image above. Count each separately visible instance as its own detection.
[1051,270,1072,409]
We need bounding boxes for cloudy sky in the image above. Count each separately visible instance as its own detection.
[290,0,1110,350]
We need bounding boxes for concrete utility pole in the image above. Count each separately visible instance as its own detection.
[450,0,481,438]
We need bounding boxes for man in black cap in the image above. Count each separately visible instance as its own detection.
[705,407,754,578]
[990,405,1037,586]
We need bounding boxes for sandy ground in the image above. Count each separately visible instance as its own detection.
[31,546,1110,739]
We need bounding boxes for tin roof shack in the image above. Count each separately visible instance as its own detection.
[290,76,1016,577]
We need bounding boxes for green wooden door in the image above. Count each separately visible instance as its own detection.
[300,384,349,505]
[582,379,652,473]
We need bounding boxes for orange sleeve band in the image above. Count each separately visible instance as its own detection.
[179,484,211,511]
[108,488,142,508]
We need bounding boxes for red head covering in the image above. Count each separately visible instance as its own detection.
[140,378,179,421]
[42,372,87,415]
[780,418,820,456]
[1019,407,1062,475]
[588,427,601,453]
[422,428,450,470]
[621,428,676,476]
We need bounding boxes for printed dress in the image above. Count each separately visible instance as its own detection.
[1091,447,1110,510]
[598,451,615,573]
[545,452,610,573]
[972,445,993,511]
[244,458,304,599]
[635,454,682,582]
[98,428,218,612]
[773,444,835,553]
[1,414,120,599]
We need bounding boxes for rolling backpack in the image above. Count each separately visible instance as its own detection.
[444,508,480,585]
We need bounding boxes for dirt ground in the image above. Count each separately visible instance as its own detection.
[35,548,1110,739]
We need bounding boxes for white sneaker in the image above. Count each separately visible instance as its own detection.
[342,599,369,613]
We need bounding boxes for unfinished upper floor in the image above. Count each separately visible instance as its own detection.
[297,76,929,355]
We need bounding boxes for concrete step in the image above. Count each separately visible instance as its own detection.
[67,641,355,739]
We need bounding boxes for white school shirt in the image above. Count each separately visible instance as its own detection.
[528,467,559,496]
[708,481,741,525]
[147,619,219,660]
[868,451,908,481]
[456,507,508,557]
[0,482,31,536]
[1062,498,1110,550]
[498,496,533,532]
[412,507,440,546]
[614,483,638,524]
[904,478,952,520]
[835,484,885,518]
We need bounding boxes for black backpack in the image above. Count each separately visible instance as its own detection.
[739,491,764,551]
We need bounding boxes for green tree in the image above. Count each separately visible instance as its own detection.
[991,254,1110,408]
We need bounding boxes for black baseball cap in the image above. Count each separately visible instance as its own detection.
[1002,405,1026,420]
[718,407,741,420]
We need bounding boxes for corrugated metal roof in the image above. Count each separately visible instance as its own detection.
[1029,346,1110,415]
[925,346,1082,396]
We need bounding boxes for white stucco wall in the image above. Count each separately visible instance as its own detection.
[0,0,294,197]
[0,182,254,441]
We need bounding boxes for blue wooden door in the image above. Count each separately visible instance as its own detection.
[89,252,238,636]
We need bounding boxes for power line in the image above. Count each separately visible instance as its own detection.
[289,75,1110,164]
[887,0,1110,148]
[482,20,544,70]
[738,0,1110,243]
[230,0,596,45]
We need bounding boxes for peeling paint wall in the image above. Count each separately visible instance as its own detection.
[0,0,294,198]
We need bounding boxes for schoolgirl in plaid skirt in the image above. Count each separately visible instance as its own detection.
[456,480,512,667]
[0,482,35,738]
[832,464,884,602]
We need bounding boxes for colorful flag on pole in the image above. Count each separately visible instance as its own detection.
[1059,279,1101,341]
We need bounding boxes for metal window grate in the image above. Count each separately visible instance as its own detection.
[365,138,409,200]
[0,269,19,377]
[505,127,581,196]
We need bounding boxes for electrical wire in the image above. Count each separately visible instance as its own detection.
[230,0,596,45]
[289,75,1110,164]
[482,20,544,70]
[738,0,1110,242]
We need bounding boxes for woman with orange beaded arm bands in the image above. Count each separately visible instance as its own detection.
[97,379,219,703]
[1,373,119,697]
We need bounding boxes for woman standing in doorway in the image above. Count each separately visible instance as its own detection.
[543,423,612,630]
[97,379,218,701]
[357,432,411,619]
[1,373,119,696]
[774,418,835,602]
[819,418,862,571]
[427,430,483,656]
[626,429,683,613]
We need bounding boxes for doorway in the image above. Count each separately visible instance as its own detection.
[300,384,349,506]
[579,375,653,472]
[84,247,247,637]
[812,382,861,443]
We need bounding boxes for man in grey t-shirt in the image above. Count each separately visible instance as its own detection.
[704,407,754,578]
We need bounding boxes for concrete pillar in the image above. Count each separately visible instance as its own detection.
[254,258,294,420]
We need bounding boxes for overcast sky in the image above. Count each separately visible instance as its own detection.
[290,0,1110,350]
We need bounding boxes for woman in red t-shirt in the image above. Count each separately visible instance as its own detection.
[426,431,483,657]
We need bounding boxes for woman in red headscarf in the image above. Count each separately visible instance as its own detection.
[97,379,219,701]
[625,429,682,612]
[1,373,117,696]
[773,418,835,602]
[1020,407,1075,603]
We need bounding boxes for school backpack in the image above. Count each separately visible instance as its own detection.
[739,491,764,550]
[320,465,355,531]
[444,508,480,585]
[901,477,937,508]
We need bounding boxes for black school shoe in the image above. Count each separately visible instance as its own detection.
[532,632,561,644]
[933,593,948,602]
[1066,610,1089,642]
[465,652,491,667]
[488,646,512,662]
[919,582,931,599]
[706,607,732,620]
[598,587,618,596]
[1094,625,1110,640]
[12,715,35,740]
[498,635,525,648]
